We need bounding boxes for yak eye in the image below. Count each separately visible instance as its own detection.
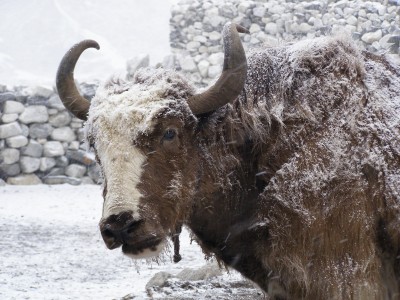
[163,129,176,141]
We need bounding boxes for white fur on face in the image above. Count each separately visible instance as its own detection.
[96,134,146,220]
[86,79,176,220]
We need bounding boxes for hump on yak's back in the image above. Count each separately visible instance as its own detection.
[245,36,369,125]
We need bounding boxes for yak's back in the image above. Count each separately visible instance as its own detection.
[241,35,400,298]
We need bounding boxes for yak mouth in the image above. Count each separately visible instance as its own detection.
[121,236,165,258]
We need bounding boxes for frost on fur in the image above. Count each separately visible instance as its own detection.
[80,35,400,299]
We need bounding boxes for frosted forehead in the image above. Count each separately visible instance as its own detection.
[87,85,173,139]
[85,68,196,140]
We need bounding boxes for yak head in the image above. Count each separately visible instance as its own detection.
[56,23,248,259]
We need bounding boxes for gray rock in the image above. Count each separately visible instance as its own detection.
[20,140,43,158]
[1,113,19,123]
[388,35,400,45]
[20,156,41,173]
[19,105,49,124]
[162,54,177,69]
[0,163,20,177]
[88,164,102,183]
[29,123,54,139]
[146,272,172,291]
[43,141,65,157]
[361,30,383,44]
[29,86,54,98]
[249,23,261,34]
[295,22,313,34]
[253,6,266,17]
[206,15,225,28]
[47,108,58,115]
[238,2,253,14]
[6,135,28,148]
[180,56,197,72]
[346,15,358,26]
[79,82,98,101]
[56,156,69,167]
[208,31,221,41]
[197,60,210,78]
[46,167,65,176]
[50,127,76,142]
[47,94,66,111]
[208,65,222,78]
[43,176,81,185]
[20,124,29,137]
[66,150,95,166]
[176,262,222,281]
[265,22,279,35]
[81,176,95,185]
[186,41,201,51]
[0,178,5,186]
[49,111,72,127]
[208,52,223,65]
[65,164,87,178]
[269,5,285,15]
[70,121,84,129]
[0,149,20,164]
[193,35,207,43]
[26,95,48,106]
[304,1,322,10]
[68,141,80,151]
[7,174,42,185]
[0,92,16,103]
[2,100,25,114]
[39,157,57,172]
[219,4,237,18]
[0,122,22,139]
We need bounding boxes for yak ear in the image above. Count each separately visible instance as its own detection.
[56,40,100,121]
[187,23,248,116]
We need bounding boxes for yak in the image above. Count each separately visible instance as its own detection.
[56,23,400,299]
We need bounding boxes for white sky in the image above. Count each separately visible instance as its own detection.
[0,0,178,87]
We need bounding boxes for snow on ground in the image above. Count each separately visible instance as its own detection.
[0,0,178,88]
[0,185,261,300]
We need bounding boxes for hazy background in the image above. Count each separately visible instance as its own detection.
[0,0,178,87]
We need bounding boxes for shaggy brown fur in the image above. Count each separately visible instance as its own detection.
[188,36,400,299]
[89,36,400,299]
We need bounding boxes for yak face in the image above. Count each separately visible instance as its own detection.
[86,69,198,258]
[56,23,247,260]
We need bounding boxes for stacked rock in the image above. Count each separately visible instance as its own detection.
[1,0,400,186]
[0,84,101,185]
[169,0,400,86]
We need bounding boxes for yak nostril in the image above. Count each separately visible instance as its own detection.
[100,213,144,250]
[124,219,144,234]
[102,226,115,238]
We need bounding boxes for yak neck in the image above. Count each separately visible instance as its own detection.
[184,107,270,289]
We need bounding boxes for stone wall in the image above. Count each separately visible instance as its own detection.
[1,0,399,185]
[0,84,101,185]
[169,0,400,86]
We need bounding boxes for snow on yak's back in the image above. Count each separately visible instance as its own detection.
[56,23,400,299]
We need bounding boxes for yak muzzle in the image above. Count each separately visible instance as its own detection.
[100,211,143,250]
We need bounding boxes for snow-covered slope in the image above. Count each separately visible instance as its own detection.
[0,0,176,87]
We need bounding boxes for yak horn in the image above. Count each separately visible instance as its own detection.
[56,40,100,121]
[187,23,248,115]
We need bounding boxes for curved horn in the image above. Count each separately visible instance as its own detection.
[187,23,248,115]
[56,40,100,121]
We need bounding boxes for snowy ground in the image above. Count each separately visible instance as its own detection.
[0,185,263,299]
